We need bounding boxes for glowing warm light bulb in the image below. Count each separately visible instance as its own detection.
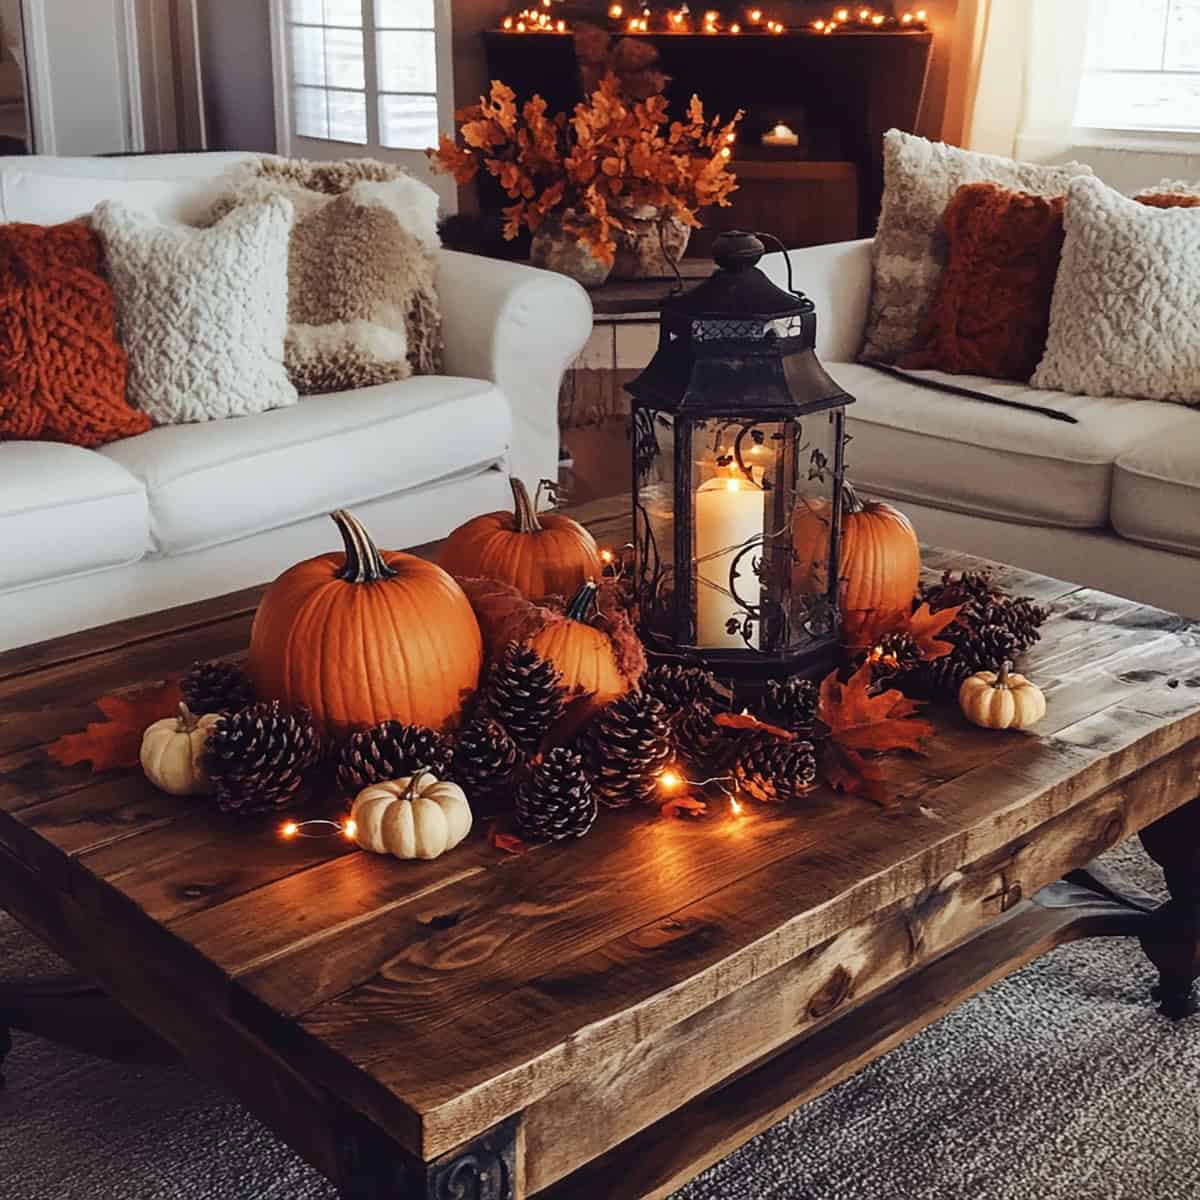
[516,19,526,30]
[281,821,299,839]
[658,769,684,791]
[343,819,358,840]
[859,7,871,18]
[871,12,884,24]
[730,796,744,816]
[557,19,566,30]
[835,6,849,18]
[915,7,927,18]
[720,146,731,157]
[609,2,623,14]
[730,21,740,31]
[813,18,825,29]
[628,15,638,28]
[705,8,718,18]
[901,11,913,22]
[599,547,615,565]
[749,8,762,21]
[503,16,513,28]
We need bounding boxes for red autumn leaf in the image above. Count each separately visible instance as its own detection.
[908,601,963,661]
[660,796,707,820]
[488,822,529,856]
[818,663,934,753]
[819,742,895,808]
[47,680,182,773]
[714,711,795,741]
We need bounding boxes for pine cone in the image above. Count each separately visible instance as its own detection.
[181,660,255,716]
[733,733,817,804]
[955,623,1022,673]
[922,570,1049,658]
[452,718,521,802]
[641,663,721,714]
[336,721,453,794]
[758,674,819,733]
[479,642,566,754]
[203,701,321,816]
[579,690,673,808]
[515,748,596,841]
[905,654,975,701]
[867,632,922,690]
[671,701,728,773]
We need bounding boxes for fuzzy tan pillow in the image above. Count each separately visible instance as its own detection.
[860,130,1092,364]
[1032,177,1200,405]
[211,157,442,395]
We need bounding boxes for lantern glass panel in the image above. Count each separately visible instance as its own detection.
[632,406,676,645]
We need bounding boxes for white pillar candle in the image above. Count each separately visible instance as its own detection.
[695,476,764,648]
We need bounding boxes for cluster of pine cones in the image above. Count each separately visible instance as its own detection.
[181,660,321,817]
[865,570,1050,699]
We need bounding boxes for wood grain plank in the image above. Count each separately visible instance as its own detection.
[279,694,1200,1156]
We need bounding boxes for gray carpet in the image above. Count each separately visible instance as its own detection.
[2,839,1198,1200]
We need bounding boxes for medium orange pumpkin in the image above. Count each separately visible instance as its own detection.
[792,483,920,634]
[248,510,482,737]
[439,477,603,600]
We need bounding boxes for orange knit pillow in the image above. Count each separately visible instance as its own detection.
[0,219,148,448]
[900,182,1066,382]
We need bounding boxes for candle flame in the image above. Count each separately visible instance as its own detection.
[725,477,741,492]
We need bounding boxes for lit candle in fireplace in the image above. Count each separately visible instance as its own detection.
[695,476,763,648]
[761,122,799,147]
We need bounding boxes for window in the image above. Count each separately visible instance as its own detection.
[283,0,441,151]
[1076,0,1200,132]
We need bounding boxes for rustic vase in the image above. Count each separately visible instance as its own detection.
[529,212,612,289]
[611,208,692,280]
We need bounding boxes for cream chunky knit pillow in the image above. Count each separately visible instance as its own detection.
[1032,177,1200,405]
[92,197,296,424]
[860,130,1092,363]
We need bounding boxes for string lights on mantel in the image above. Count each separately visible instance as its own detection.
[496,2,928,35]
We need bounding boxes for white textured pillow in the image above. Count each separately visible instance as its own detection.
[93,197,298,424]
[860,130,1092,363]
[1033,177,1200,405]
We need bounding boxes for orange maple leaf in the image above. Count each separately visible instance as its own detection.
[47,679,182,773]
[907,601,963,661]
[843,602,963,661]
[817,663,934,806]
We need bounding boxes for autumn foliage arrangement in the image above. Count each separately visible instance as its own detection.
[428,54,741,266]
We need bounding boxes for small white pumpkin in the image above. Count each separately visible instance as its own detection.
[140,702,221,795]
[959,662,1047,731]
[350,771,473,860]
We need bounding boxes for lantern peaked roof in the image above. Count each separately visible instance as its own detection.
[663,231,814,320]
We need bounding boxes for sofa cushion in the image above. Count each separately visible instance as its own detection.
[0,442,148,591]
[0,169,230,226]
[98,375,512,555]
[1111,421,1200,557]
[831,362,1194,528]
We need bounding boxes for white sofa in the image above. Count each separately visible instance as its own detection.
[766,239,1200,618]
[0,153,592,651]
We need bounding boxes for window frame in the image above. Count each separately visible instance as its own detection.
[268,0,456,206]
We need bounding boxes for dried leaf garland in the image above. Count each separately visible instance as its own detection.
[47,680,182,773]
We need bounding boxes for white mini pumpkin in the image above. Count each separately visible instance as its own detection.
[959,662,1047,731]
[350,771,473,860]
[140,702,221,795]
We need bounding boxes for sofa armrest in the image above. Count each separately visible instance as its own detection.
[760,238,873,365]
[436,249,593,489]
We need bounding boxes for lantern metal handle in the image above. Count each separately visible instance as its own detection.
[754,230,810,308]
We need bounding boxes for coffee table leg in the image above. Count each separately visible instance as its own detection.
[338,1112,520,1199]
[1139,797,1200,1020]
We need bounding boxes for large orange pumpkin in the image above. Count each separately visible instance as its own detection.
[248,510,482,737]
[439,477,603,600]
[792,483,920,635]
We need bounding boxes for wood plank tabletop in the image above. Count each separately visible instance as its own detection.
[2,492,1199,1178]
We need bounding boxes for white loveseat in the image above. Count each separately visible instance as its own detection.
[0,153,591,651]
[767,239,1200,618]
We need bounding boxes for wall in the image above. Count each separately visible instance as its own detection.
[196,0,275,151]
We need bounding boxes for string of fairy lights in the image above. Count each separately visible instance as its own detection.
[499,2,929,35]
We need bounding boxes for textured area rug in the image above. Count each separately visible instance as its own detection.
[2,839,1198,1200]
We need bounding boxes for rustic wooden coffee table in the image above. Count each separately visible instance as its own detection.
[2,495,1199,1200]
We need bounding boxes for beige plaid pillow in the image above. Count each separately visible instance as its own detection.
[860,130,1092,364]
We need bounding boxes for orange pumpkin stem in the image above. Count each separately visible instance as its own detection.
[566,579,600,622]
[510,477,543,535]
[331,509,397,584]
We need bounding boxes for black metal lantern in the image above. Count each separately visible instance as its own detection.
[624,230,854,691]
